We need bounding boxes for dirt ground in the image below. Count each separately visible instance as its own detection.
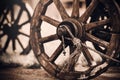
[0,66,120,80]
[0,67,55,80]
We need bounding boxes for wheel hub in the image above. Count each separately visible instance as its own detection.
[57,19,84,39]
[3,24,19,39]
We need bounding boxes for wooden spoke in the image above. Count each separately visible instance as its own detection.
[20,20,30,27]
[80,0,98,22]
[4,9,9,17]
[82,45,94,66]
[25,7,31,18]
[49,43,63,63]
[6,16,10,23]
[20,43,31,55]
[85,19,110,31]
[19,32,30,37]
[86,33,109,48]
[16,37,24,50]
[11,7,14,21]
[14,8,23,24]
[39,34,58,43]
[71,0,79,18]
[40,15,60,27]
[3,38,10,52]
[12,39,16,50]
[53,0,69,20]
[25,43,31,52]
[0,9,9,26]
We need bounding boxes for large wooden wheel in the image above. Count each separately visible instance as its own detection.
[0,0,32,55]
[30,0,120,79]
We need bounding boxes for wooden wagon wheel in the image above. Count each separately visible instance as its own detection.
[0,0,32,55]
[30,0,120,79]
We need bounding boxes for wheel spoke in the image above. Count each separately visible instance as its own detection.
[71,0,79,18]
[19,32,30,37]
[80,0,98,22]
[3,38,10,52]
[21,43,31,55]
[20,20,30,27]
[39,34,58,43]
[4,9,9,18]
[14,8,23,24]
[85,19,110,31]
[53,0,69,20]
[82,45,94,66]
[86,33,109,48]
[40,15,60,27]
[10,7,14,21]
[16,37,24,50]
[49,43,64,62]
[0,9,9,26]
[24,6,31,19]
[6,16,10,23]
[12,39,16,50]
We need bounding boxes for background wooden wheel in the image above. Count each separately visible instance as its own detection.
[0,0,32,55]
[30,0,120,79]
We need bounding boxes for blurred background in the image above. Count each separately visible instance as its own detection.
[0,0,39,68]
